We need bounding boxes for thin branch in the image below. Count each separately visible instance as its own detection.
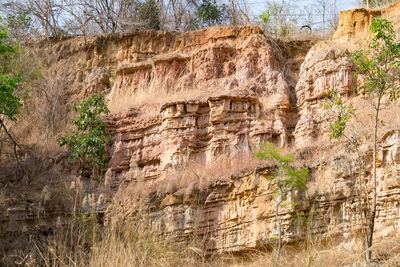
[0,118,26,176]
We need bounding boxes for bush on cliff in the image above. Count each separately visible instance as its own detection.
[58,91,110,180]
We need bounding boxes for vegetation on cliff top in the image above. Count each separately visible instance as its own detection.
[0,0,346,39]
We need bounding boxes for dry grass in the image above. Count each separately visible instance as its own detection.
[8,169,400,267]
[18,189,244,267]
[107,70,209,115]
[18,218,400,267]
[365,0,397,10]
[112,152,263,210]
[159,153,263,192]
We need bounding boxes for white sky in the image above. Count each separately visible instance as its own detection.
[244,0,360,12]
[244,0,361,16]
[242,0,362,28]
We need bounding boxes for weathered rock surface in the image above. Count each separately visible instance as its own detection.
[102,19,400,253]
[103,26,303,194]
[333,1,400,42]
[3,4,400,259]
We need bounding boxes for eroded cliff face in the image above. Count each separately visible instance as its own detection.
[103,33,400,254]
[3,5,400,258]
[101,21,400,253]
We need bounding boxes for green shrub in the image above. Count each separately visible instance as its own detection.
[58,92,110,179]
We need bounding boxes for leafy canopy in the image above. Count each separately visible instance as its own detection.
[195,0,228,28]
[255,143,308,197]
[58,92,110,178]
[0,19,22,122]
[138,0,161,30]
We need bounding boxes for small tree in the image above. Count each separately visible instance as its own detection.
[0,19,26,168]
[195,0,228,28]
[257,0,298,38]
[58,92,110,180]
[255,143,308,267]
[327,18,400,262]
[138,0,161,30]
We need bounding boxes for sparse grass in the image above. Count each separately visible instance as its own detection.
[17,216,400,267]
[107,70,228,115]
[161,153,262,192]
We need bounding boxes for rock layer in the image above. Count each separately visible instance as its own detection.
[3,5,400,258]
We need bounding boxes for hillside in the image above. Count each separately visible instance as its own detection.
[2,2,400,266]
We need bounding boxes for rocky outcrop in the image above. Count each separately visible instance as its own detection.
[102,12,400,254]
[103,26,304,195]
[293,41,356,148]
[4,3,400,259]
[333,8,381,41]
[105,126,400,253]
[333,1,400,42]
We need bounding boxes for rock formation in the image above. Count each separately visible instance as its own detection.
[3,3,400,260]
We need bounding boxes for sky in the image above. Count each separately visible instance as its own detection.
[244,0,361,13]
[242,0,362,29]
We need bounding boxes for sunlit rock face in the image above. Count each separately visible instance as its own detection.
[104,26,297,192]
[4,5,400,256]
[100,21,400,253]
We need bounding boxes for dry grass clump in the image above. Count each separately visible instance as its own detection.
[26,228,400,267]
[14,181,198,267]
[159,153,262,193]
[107,70,205,115]
[38,219,189,267]
[11,177,400,267]
[112,152,263,209]
[21,198,245,267]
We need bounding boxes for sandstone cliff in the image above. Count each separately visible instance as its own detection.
[2,3,400,263]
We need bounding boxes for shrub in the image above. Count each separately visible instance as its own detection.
[58,92,110,180]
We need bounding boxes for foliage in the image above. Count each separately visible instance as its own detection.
[2,6,33,41]
[0,17,31,172]
[0,74,22,120]
[255,142,308,267]
[257,0,298,37]
[328,18,400,139]
[255,143,308,196]
[138,0,161,30]
[323,90,354,139]
[351,18,400,100]
[0,20,23,122]
[258,10,272,26]
[58,92,110,179]
[195,0,228,28]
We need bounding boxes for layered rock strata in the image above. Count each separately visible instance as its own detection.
[4,4,400,258]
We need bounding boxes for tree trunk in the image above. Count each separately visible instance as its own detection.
[360,156,369,263]
[367,96,381,261]
[275,193,283,267]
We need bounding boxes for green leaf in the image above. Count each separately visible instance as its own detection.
[58,92,110,179]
